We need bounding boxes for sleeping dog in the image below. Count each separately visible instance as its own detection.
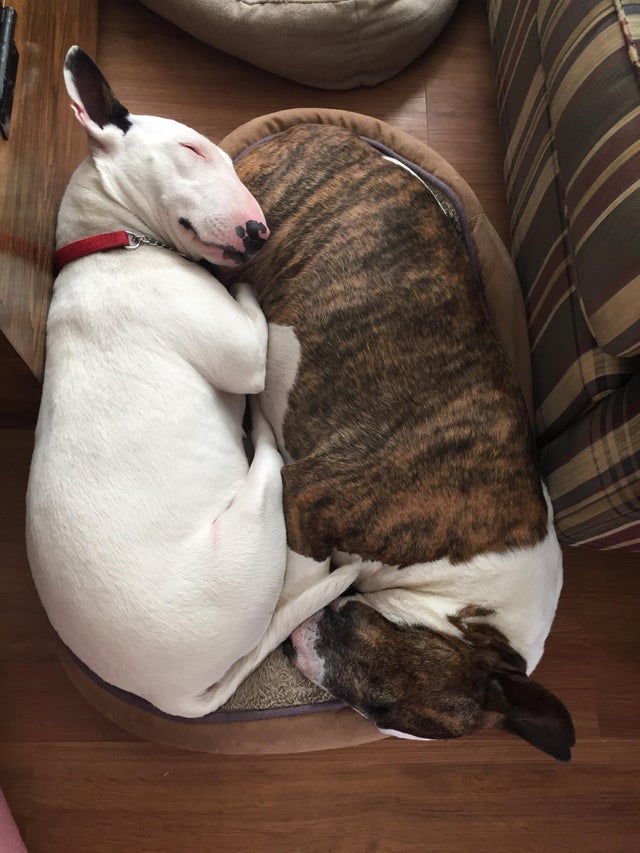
[234,124,575,760]
[26,49,286,717]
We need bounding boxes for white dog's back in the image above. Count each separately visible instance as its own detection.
[26,48,286,716]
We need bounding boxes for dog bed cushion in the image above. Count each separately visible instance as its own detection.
[139,0,460,89]
[60,107,533,754]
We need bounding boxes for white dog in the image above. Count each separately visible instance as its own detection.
[26,47,287,717]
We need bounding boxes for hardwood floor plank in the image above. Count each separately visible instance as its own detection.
[20,741,640,851]
[0,0,98,380]
[0,335,41,426]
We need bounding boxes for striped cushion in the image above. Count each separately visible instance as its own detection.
[538,1,640,359]
[541,375,640,548]
[489,0,640,550]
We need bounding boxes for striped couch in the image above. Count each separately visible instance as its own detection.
[488,0,640,550]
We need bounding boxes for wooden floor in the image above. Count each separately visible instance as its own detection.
[1,0,639,850]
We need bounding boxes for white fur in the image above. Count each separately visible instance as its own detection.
[26,61,289,717]
[289,620,327,687]
[382,155,428,188]
[332,488,562,675]
[261,323,301,463]
[196,559,361,708]
[286,493,561,693]
[279,547,331,605]
[377,729,434,742]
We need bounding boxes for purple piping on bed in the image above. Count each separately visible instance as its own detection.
[66,646,345,723]
[360,136,479,273]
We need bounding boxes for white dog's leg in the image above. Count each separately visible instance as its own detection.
[231,281,267,330]
[248,389,278,450]
[248,395,332,606]
[161,278,268,395]
[207,396,287,639]
[278,549,331,606]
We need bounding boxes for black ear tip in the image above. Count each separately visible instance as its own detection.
[64,45,84,70]
[549,741,573,762]
[490,672,576,761]
[62,46,131,134]
[502,716,576,762]
[548,726,574,762]
[64,46,101,79]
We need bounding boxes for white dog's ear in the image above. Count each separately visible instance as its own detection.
[63,45,131,150]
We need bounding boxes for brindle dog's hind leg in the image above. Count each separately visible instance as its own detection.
[282,457,337,560]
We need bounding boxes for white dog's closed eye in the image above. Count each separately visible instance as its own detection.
[180,142,206,158]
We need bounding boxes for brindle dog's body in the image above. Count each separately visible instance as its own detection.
[235,124,574,760]
[239,126,546,565]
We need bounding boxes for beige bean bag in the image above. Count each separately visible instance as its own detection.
[140,0,460,89]
[60,108,532,754]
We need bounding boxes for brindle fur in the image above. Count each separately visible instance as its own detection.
[234,125,573,759]
[292,599,573,757]
[300,600,525,738]
[236,124,547,566]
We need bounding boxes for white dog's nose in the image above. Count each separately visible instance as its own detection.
[239,219,270,257]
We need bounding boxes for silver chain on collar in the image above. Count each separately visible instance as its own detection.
[124,230,189,259]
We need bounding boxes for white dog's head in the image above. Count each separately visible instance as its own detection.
[63,46,268,266]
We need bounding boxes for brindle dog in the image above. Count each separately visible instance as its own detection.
[234,124,574,760]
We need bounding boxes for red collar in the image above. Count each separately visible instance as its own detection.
[54,230,133,273]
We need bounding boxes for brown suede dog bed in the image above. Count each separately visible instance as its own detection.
[59,108,533,754]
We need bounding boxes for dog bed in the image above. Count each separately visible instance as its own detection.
[58,108,533,754]
[140,0,460,89]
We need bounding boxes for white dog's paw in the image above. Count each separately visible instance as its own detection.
[230,281,261,318]
[249,395,278,448]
